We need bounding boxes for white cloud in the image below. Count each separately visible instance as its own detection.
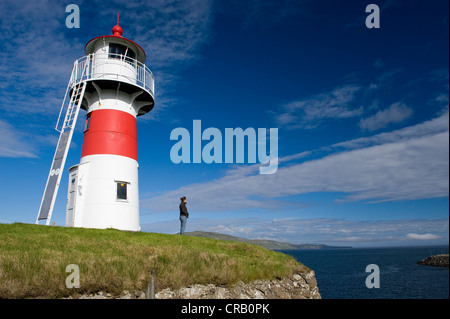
[95,0,213,69]
[332,111,449,150]
[274,85,363,129]
[406,233,442,240]
[142,111,449,213]
[359,102,413,131]
[0,119,38,158]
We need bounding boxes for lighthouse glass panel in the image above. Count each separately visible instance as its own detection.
[85,115,91,131]
[109,44,136,64]
[117,182,127,200]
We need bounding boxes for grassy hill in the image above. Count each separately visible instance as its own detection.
[0,223,308,299]
[186,231,350,250]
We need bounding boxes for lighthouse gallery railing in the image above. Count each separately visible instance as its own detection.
[39,53,155,225]
[69,53,155,97]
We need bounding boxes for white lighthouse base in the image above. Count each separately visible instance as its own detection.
[66,154,140,231]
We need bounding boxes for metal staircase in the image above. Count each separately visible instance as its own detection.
[36,74,87,225]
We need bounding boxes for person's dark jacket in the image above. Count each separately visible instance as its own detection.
[179,201,189,218]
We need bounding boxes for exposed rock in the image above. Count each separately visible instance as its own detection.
[66,271,321,299]
[418,254,449,267]
[156,271,321,299]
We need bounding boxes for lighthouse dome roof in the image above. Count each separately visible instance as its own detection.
[85,20,146,63]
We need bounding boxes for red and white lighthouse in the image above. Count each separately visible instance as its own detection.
[36,17,154,231]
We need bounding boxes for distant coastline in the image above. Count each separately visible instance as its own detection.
[185,231,352,250]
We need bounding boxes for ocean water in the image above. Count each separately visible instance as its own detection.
[280,245,449,299]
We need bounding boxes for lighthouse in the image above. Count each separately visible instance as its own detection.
[36,17,154,231]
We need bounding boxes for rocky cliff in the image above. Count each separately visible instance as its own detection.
[68,270,321,299]
[155,270,321,299]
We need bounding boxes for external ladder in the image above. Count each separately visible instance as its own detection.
[36,78,87,225]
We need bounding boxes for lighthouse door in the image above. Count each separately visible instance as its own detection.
[66,167,78,227]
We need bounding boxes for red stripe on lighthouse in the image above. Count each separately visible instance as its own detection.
[81,109,138,161]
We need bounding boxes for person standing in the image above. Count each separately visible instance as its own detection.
[179,196,189,235]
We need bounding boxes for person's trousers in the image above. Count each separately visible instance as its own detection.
[180,215,187,235]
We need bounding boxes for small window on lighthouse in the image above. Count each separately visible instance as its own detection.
[109,44,136,64]
[85,115,91,131]
[117,182,127,200]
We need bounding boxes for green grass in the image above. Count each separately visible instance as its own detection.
[0,223,308,299]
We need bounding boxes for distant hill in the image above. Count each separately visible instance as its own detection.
[186,231,351,250]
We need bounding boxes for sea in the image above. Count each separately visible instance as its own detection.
[280,245,449,299]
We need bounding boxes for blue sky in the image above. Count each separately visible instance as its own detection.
[0,0,448,247]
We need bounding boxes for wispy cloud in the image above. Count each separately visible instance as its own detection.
[96,0,213,120]
[359,102,413,131]
[0,0,81,117]
[0,0,213,121]
[0,119,38,158]
[274,65,448,133]
[332,110,448,150]
[274,85,363,129]
[406,233,442,240]
[142,110,449,213]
